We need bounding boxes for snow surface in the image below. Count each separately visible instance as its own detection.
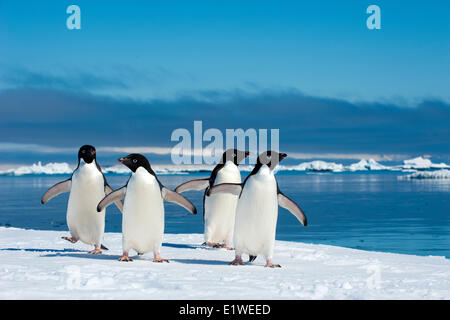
[0,227,449,300]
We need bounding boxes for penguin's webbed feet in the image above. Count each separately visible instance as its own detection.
[213,243,234,250]
[119,255,133,262]
[204,241,220,248]
[265,261,281,268]
[88,247,102,255]
[62,236,78,243]
[207,242,234,250]
[153,253,169,263]
[229,256,244,266]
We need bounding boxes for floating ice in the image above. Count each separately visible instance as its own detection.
[0,161,73,176]
[347,159,389,171]
[280,161,345,172]
[401,169,450,179]
[0,157,449,175]
[402,157,449,170]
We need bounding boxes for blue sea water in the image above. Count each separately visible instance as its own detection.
[0,171,449,258]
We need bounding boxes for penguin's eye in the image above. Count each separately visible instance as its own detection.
[82,150,86,154]
[132,159,137,164]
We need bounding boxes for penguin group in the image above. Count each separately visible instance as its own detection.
[42,145,307,267]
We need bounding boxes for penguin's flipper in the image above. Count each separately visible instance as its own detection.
[208,183,242,196]
[277,192,307,226]
[162,187,197,215]
[105,184,124,213]
[41,179,72,204]
[97,186,126,212]
[175,178,210,193]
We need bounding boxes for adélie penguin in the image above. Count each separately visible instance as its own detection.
[41,145,123,254]
[208,151,307,267]
[96,153,197,262]
[175,149,249,249]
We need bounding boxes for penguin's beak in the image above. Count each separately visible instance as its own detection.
[118,157,126,163]
[280,153,287,159]
[244,151,250,157]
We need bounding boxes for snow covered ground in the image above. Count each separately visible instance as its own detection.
[0,227,449,300]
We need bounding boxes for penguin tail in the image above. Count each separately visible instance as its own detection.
[100,244,109,250]
[249,255,257,263]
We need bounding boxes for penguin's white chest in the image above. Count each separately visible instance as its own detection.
[67,162,105,245]
[122,167,164,254]
[234,166,278,258]
[204,161,242,243]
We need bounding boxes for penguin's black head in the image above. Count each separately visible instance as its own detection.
[221,149,250,165]
[78,145,96,164]
[118,153,152,173]
[257,151,287,170]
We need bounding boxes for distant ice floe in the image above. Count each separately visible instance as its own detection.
[347,159,389,171]
[279,160,344,172]
[103,164,214,175]
[0,162,215,176]
[0,161,73,176]
[400,169,450,180]
[402,157,449,170]
[0,156,449,176]
[102,165,132,175]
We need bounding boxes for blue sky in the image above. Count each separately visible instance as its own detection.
[0,0,449,161]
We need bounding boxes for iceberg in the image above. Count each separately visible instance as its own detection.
[279,160,345,172]
[347,159,389,171]
[402,157,449,170]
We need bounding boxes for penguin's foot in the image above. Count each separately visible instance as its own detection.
[153,253,169,263]
[265,260,281,268]
[119,253,133,262]
[62,236,78,243]
[208,242,233,249]
[88,248,102,255]
[229,256,244,266]
[205,241,221,248]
